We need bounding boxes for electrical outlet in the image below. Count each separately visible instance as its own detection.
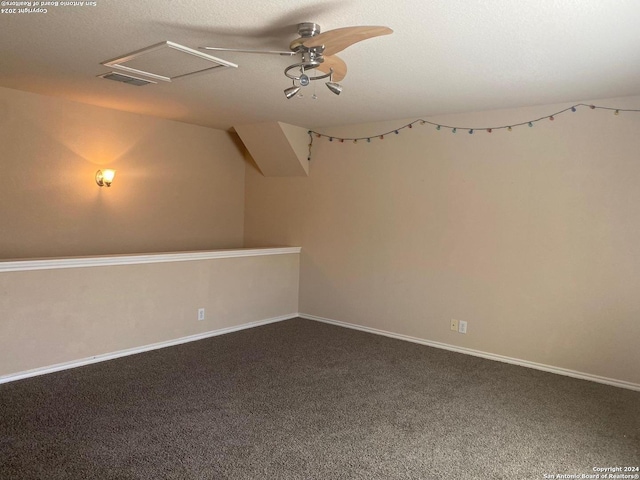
[458,320,467,334]
[450,319,459,331]
[198,308,205,321]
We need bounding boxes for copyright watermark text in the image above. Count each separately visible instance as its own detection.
[1,1,97,14]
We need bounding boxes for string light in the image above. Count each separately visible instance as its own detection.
[305,104,640,159]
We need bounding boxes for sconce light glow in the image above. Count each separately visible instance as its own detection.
[95,169,116,187]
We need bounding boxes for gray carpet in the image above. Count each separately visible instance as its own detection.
[1,318,638,479]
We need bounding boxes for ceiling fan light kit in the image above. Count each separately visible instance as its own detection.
[284,85,301,99]
[200,22,392,100]
[325,81,342,96]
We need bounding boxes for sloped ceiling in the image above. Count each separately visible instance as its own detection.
[1,1,639,130]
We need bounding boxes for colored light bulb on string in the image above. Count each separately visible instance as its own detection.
[615,110,620,115]
[508,126,512,132]
[436,125,441,130]
[549,116,554,121]
[571,107,577,112]
[487,128,492,133]
[452,128,457,133]
[528,122,533,127]
[469,129,474,134]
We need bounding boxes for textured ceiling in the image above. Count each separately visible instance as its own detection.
[1,0,640,130]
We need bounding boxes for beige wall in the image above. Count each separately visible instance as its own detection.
[0,252,299,377]
[244,96,640,385]
[0,86,245,259]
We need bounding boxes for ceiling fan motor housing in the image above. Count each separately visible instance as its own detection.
[297,22,321,38]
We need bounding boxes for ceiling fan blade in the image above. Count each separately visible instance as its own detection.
[302,26,393,56]
[199,47,295,56]
[317,55,347,82]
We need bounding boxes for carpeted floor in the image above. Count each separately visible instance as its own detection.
[0,318,638,479]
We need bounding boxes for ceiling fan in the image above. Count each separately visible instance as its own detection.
[199,22,393,99]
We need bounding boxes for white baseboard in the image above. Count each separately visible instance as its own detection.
[299,313,640,392]
[0,314,298,385]
[5,313,638,392]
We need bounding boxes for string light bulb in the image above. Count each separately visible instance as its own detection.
[305,104,639,148]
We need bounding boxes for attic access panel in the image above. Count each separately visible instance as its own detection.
[102,41,238,82]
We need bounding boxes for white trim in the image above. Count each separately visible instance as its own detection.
[0,314,298,385]
[299,313,640,392]
[0,247,301,273]
[102,41,238,82]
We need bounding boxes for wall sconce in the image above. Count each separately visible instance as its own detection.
[95,169,116,187]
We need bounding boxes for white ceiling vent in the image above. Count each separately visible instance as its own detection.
[97,72,156,86]
[101,41,238,83]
